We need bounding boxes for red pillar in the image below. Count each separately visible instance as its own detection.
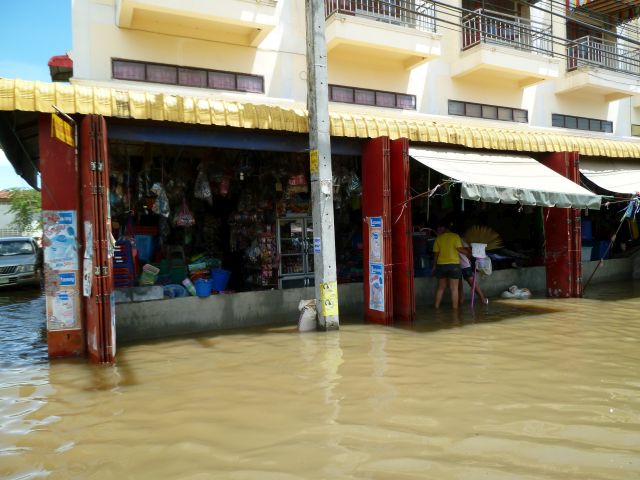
[362,137,393,325]
[39,113,85,358]
[542,152,582,298]
[390,138,415,323]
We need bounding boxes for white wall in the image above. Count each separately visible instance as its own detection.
[70,0,640,136]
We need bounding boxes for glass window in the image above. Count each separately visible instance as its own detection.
[577,117,590,130]
[513,109,528,123]
[589,119,601,131]
[565,116,577,129]
[209,71,236,90]
[448,100,465,116]
[0,240,34,256]
[497,107,513,121]
[330,86,354,103]
[236,74,263,93]
[466,103,482,117]
[396,94,416,110]
[113,60,145,81]
[376,91,396,108]
[178,68,207,88]
[482,105,498,120]
[602,121,613,133]
[552,114,564,128]
[147,64,177,84]
[354,89,376,105]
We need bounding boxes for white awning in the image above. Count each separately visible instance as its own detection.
[579,158,640,195]
[409,147,602,210]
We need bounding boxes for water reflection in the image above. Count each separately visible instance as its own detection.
[1,282,640,479]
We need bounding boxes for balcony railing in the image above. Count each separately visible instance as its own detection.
[324,0,437,33]
[567,35,640,77]
[462,8,553,56]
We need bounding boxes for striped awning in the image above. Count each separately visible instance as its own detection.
[2,78,640,159]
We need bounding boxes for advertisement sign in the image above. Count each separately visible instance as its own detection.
[369,216,383,263]
[369,262,384,312]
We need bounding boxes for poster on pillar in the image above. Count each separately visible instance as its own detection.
[369,216,383,263]
[369,262,385,312]
[42,210,81,331]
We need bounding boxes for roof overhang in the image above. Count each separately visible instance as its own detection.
[570,0,640,23]
[2,78,640,161]
[409,147,602,209]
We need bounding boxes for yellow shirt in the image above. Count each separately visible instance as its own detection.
[433,232,462,265]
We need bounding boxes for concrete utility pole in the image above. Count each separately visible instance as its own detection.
[305,0,339,330]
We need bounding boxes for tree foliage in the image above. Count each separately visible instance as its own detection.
[7,188,41,234]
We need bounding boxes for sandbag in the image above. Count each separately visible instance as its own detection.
[298,299,317,332]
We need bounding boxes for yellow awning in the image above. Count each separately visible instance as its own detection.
[2,78,640,158]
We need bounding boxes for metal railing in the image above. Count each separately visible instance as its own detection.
[567,35,640,77]
[324,0,437,33]
[462,8,553,56]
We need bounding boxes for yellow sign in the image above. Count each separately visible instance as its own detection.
[310,149,319,174]
[51,114,75,147]
[320,281,339,316]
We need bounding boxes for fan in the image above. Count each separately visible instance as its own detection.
[463,226,503,251]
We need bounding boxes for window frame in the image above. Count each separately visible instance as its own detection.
[111,58,264,94]
[551,113,613,133]
[448,100,528,124]
[329,84,417,110]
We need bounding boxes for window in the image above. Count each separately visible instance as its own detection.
[112,60,145,81]
[329,85,416,110]
[552,114,612,133]
[631,124,640,137]
[112,58,264,94]
[448,100,528,124]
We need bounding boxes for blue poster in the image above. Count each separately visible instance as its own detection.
[369,262,384,312]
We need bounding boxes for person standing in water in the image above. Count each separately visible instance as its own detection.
[432,221,465,309]
[458,238,488,306]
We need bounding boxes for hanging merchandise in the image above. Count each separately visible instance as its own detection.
[137,168,152,201]
[219,176,231,197]
[346,172,362,197]
[151,183,170,218]
[175,199,195,227]
[194,165,213,205]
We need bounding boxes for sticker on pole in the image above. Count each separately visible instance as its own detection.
[313,237,321,253]
[320,281,339,316]
[310,149,319,174]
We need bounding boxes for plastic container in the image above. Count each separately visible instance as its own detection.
[134,235,155,263]
[581,246,593,262]
[163,284,187,298]
[139,264,160,285]
[195,279,211,298]
[182,278,197,296]
[210,268,231,292]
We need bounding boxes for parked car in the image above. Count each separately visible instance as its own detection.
[0,237,42,289]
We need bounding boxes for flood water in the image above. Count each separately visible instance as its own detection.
[2,282,640,479]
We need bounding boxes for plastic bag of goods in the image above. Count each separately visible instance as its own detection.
[151,183,170,218]
[175,200,195,227]
[298,299,317,332]
[194,169,213,205]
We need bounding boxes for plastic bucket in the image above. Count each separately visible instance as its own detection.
[210,268,231,292]
[195,279,211,298]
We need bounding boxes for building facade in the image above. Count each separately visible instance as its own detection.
[2,0,640,362]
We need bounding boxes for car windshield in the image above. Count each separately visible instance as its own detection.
[0,241,34,256]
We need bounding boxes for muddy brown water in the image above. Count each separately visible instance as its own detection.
[1,282,640,479]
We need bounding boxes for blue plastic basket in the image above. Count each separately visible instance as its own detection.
[134,235,155,264]
[210,268,231,292]
[195,279,211,298]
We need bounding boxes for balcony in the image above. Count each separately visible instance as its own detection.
[452,8,560,85]
[324,0,441,69]
[556,36,640,99]
[116,0,278,47]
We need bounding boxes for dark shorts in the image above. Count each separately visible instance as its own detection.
[435,264,462,279]
[461,266,474,280]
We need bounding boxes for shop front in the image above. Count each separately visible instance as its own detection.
[3,79,640,362]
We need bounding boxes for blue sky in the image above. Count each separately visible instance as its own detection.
[0,1,71,190]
